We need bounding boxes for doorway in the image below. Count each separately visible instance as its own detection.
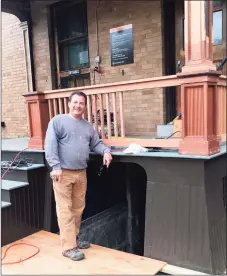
[163,0,177,123]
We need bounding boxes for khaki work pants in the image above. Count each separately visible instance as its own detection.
[53,168,87,252]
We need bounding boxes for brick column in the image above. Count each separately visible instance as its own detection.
[23,92,49,149]
[178,0,220,156]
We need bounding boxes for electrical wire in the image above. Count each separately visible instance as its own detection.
[1,148,29,179]
[1,243,40,265]
[1,148,41,264]
[166,131,182,139]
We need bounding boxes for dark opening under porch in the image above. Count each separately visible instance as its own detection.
[50,161,147,257]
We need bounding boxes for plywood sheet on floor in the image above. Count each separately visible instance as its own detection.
[2,231,166,275]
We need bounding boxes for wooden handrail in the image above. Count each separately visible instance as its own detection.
[40,75,181,99]
[23,74,226,98]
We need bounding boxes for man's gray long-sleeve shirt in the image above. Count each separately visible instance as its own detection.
[44,114,110,171]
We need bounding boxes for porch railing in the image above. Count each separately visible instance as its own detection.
[42,75,182,148]
[23,74,226,154]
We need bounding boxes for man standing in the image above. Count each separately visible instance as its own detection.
[44,91,112,261]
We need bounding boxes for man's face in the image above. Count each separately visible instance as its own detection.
[68,95,86,117]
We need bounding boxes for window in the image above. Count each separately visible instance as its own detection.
[212,0,223,45]
[52,0,90,88]
[55,1,89,71]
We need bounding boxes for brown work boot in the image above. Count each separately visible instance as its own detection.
[77,236,90,249]
[62,248,85,261]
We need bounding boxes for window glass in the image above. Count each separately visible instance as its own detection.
[68,41,89,69]
[213,10,222,45]
[59,40,89,71]
[56,1,88,42]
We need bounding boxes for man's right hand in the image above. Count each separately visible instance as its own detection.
[50,169,62,182]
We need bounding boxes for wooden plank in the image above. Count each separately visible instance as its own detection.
[119,91,125,137]
[102,138,181,148]
[63,97,68,114]
[112,92,118,137]
[106,94,111,138]
[2,231,166,275]
[48,99,53,120]
[87,95,92,123]
[60,68,90,78]
[42,74,182,98]
[93,95,98,133]
[58,98,63,114]
[99,94,105,139]
[53,99,57,116]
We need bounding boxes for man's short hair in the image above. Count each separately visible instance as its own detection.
[68,91,87,105]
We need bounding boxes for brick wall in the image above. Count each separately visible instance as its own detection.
[87,0,164,136]
[28,0,165,136]
[3,1,165,138]
[2,12,29,138]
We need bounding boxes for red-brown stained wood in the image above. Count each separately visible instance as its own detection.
[105,94,111,139]
[99,94,105,139]
[63,97,68,114]
[176,86,181,114]
[87,95,92,124]
[179,80,220,156]
[119,91,125,138]
[48,99,53,120]
[53,99,57,116]
[23,67,225,153]
[93,95,98,133]
[24,93,50,149]
[112,92,118,138]
[178,0,221,155]
[58,98,63,114]
[182,1,216,73]
[215,85,227,141]
[42,75,181,99]
[102,138,181,148]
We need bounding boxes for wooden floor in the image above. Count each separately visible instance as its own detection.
[2,231,166,275]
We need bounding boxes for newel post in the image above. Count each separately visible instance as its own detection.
[177,0,221,156]
[23,92,50,150]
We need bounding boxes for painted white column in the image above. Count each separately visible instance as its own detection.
[20,21,34,92]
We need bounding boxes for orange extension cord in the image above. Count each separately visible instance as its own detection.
[2,243,40,265]
[1,148,40,265]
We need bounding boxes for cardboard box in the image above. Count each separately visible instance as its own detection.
[172,119,182,137]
